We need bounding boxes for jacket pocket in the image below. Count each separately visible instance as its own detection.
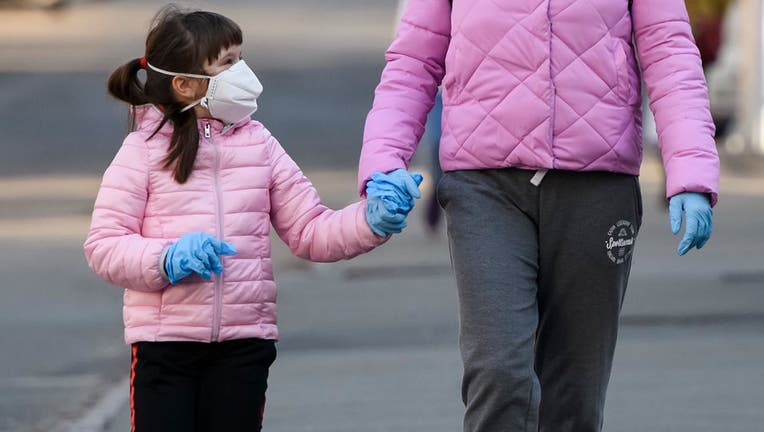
[632,176,644,231]
[613,39,641,106]
[436,171,452,209]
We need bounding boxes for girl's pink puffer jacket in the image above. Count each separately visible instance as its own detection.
[359,0,719,205]
[85,106,383,344]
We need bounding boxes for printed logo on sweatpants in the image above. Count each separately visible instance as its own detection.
[605,220,636,264]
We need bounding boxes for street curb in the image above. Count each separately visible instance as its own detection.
[59,377,129,432]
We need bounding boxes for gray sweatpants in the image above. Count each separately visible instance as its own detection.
[437,168,642,432]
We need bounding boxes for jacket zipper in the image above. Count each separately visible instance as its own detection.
[206,121,225,342]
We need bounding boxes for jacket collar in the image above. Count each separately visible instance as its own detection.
[133,104,250,137]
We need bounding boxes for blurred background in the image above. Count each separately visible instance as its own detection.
[0,1,762,431]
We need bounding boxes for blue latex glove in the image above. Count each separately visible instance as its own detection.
[164,232,237,284]
[370,169,424,201]
[367,179,416,214]
[669,192,713,256]
[366,196,409,236]
[368,169,424,214]
[365,169,424,237]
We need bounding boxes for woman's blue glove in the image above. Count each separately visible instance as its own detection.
[371,169,424,201]
[164,232,237,284]
[366,171,424,214]
[365,169,424,237]
[669,192,713,256]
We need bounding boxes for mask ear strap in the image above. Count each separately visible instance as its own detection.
[180,98,205,113]
[147,62,210,113]
[146,62,210,80]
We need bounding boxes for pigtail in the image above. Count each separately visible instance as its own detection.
[161,107,199,184]
[107,58,149,107]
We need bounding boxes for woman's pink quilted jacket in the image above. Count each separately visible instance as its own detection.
[359,0,719,205]
[84,106,383,344]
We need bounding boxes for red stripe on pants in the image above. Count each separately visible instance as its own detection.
[130,344,138,432]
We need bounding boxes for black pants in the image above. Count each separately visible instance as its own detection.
[437,168,642,432]
[130,338,277,432]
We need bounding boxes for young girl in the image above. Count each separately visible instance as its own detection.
[84,6,421,432]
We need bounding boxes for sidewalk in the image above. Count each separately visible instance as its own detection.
[70,156,764,432]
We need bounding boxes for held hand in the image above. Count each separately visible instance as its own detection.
[369,169,423,200]
[365,169,424,237]
[366,196,409,236]
[164,232,237,284]
[669,192,713,256]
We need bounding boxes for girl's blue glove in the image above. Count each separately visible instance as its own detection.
[365,169,424,237]
[164,232,237,284]
[669,192,713,256]
[366,196,409,236]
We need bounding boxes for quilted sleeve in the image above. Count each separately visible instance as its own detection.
[358,0,451,195]
[633,0,720,205]
[269,138,386,262]
[83,135,172,292]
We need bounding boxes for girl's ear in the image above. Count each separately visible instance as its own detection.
[171,76,205,103]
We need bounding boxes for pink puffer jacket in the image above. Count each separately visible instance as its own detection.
[360,0,719,205]
[85,106,383,344]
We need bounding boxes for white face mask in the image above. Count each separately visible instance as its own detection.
[147,59,263,125]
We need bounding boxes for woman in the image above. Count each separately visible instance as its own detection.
[358,0,718,431]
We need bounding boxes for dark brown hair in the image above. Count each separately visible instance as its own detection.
[107,5,242,183]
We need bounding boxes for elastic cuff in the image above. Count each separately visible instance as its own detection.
[158,246,170,281]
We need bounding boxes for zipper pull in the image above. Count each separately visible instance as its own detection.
[204,122,211,139]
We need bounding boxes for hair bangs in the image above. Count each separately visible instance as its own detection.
[186,11,243,68]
